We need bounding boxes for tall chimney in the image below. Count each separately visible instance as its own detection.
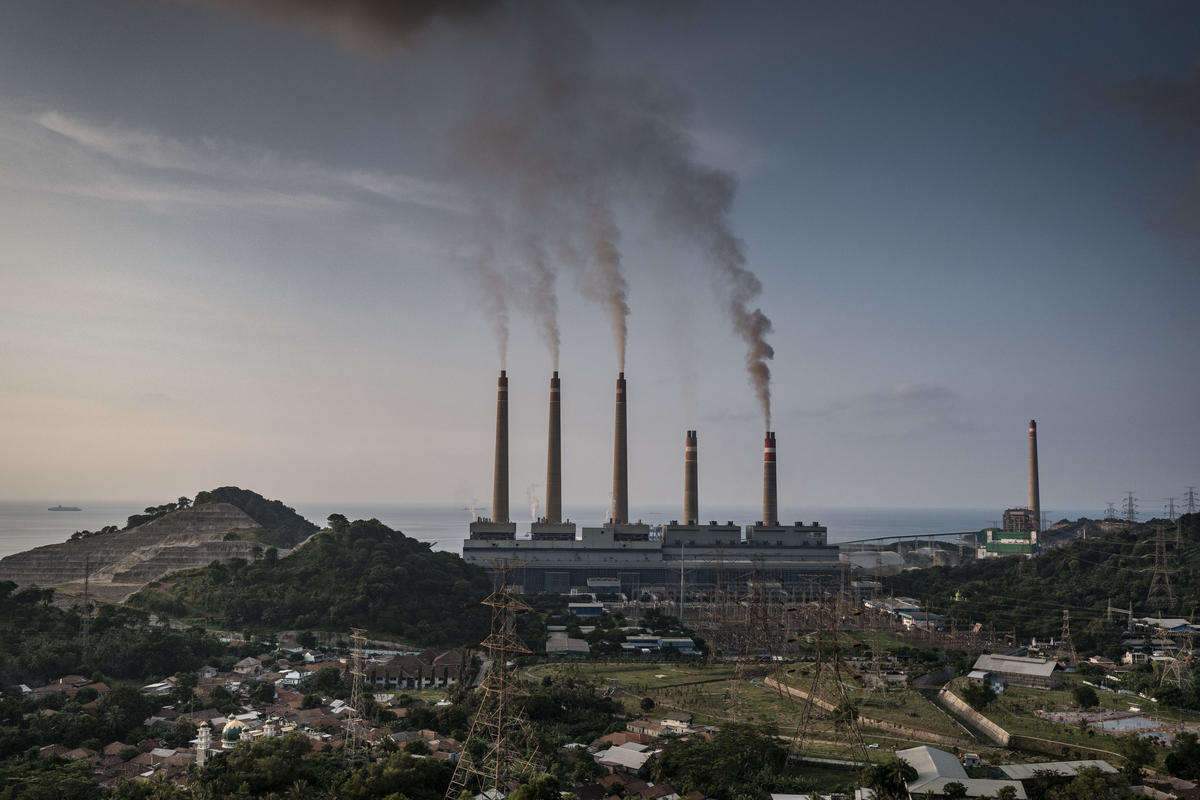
[762,431,778,526]
[546,372,562,523]
[684,430,698,525]
[491,370,509,523]
[1029,419,1040,532]
[611,372,628,524]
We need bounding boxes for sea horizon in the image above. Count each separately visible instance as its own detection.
[0,499,1099,561]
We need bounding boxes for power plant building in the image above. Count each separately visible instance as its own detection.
[464,371,840,595]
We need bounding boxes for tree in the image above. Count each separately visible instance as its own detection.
[1045,766,1126,800]
[862,759,916,800]
[509,775,561,800]
[640,697,655,713]
[404,739,431,755]
[1165,731,1200,779]
[177,496,192,510]
[1071,685,1098,710]
[1116,733,1157,783]
[942,782,968,800]
[251,680,277,705]
[961,682,997,711]
[328,514,350,533]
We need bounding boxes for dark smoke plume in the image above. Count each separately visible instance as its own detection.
[196,0,502,48]
[1104,58,1200,237]
[206,0,774,422]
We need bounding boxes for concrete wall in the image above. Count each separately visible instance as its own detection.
[938,688,1011,746]
[763,677,968,747]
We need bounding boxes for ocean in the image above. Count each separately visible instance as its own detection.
[0,500,1097,561]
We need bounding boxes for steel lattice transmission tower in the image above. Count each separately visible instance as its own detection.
[1184,487,1198,516]
[1160,630,1194,691]
[1146,525,1176,613]
[787,592,871,766]
[446,573,541,800]
[1058,610,1078,666]
[344,627,369,766]
[1124,492,1139,526]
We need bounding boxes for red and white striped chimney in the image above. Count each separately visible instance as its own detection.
[762,431,778,526]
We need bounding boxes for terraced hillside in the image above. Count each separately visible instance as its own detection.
[0,491,314,604]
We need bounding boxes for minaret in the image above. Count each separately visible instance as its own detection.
[762,431,778,526]
[684,430,698,525]
[194,722,211,766]
[546,372,562,523]
[611,372,628,524]
[1029,419,1040,533]
[492,370,509,523]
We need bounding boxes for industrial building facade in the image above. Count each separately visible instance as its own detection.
[462,370,839,595]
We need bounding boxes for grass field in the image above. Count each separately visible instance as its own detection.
[527,659,973,758]
[943,676,1200,761]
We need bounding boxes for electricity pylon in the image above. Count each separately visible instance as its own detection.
[446,569,541,800]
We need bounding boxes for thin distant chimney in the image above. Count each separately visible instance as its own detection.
[684,430,698,525]
[492,370,509,523]
[611,372,628,524]
[1029,419,1040,532]
[762,431,778,526]
[546,371,562,524]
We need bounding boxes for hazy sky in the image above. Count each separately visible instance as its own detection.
[1,1,1197,521]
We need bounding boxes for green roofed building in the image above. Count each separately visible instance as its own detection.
[977,528,1038,559]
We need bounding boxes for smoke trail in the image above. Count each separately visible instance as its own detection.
[514,232,561,371]
[581,205,629,372]
[195,0,502,47]
[526,483,540,522]
[470,238,509,369]
[205,0,772,421]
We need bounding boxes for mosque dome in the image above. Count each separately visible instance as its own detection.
[221,715,248,744]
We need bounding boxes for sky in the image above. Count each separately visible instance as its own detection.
[1,0,1197,521]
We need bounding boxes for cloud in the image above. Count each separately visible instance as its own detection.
[8,109,464,215]
[789,383,972,434]
[857,383,956,416]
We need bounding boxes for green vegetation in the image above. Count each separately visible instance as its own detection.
[192,486,318,548]
[648,723,788,800]
[0,582,224,686]
[68,487,317,548]
[130,517,492,646]
[887,514,1200,648]
[961,681,996,711]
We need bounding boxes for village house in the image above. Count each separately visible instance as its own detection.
[364,649,467,690]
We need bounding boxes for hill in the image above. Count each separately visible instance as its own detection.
[885,513,1200,650]
[191,486,318,548]
[0,488,317,603]
[130,517,493,647]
